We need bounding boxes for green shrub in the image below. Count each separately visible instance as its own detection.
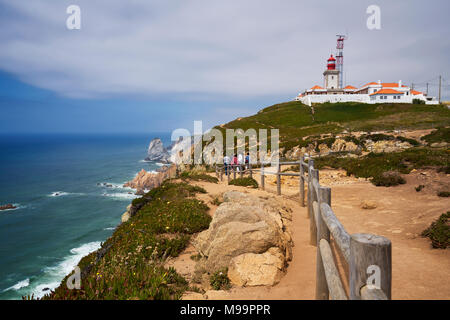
[437,166,450,174]
[180,171,219,183]
[421,212,450,249]
[421,127,450,144]
[229,177,259,188]
[413,98,425,105]
[371,171,406,187]
[210,269,231,290]
[395,136,420,146]
[437,191,450,197]
[315,147,449,187]
[415,185,425,192]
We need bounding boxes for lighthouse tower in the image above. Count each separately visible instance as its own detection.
[323,55,340,89]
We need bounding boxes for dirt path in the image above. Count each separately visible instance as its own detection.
[170,169,449,300]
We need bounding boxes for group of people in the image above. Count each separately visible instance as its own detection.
[223,153,250,176]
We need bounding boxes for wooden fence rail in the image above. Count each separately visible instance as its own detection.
[215,155,392,300]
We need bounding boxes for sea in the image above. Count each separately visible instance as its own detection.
[0,133,171,300]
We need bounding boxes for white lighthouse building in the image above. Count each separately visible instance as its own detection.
[323,55,340,89]
[295,55,438,106]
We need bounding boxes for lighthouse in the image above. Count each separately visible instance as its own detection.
[323,54,340,89]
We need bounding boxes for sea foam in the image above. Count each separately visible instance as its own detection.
[31,241,101,298]
[2,278,30,292]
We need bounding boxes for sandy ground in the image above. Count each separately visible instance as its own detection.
[167,169,450,300]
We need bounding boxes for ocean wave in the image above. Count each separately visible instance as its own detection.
[103,227,116,231]
[102,192,139,201]
[97,182,134,191]
[2,278,30,292]
[31,241,102,298]
[48,191,85,197]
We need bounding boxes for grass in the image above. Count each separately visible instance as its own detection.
[229,177,259,188]
[42,182,211,300]
[209,268,231,290]
[180,171,219,183]
[213,101,450,154]
[421,127,450,144]
[421,212,450,249]
[314,147,449,186]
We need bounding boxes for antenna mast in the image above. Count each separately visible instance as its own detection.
[336,35,347,89]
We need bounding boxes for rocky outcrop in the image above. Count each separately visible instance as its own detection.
[192,191,293,287]
[123,165,177,191]
[145,138,170,163]
[121,205,132,223]
[366,140,412,153]
[0,204,16,211]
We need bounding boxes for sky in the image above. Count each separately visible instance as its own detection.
[0,0,449,134]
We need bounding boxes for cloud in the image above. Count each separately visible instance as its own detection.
[0,0,449,100]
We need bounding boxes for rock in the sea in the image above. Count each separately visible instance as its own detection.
[192,191,292,287]
[0,204,16,211]
[145,138,170,163]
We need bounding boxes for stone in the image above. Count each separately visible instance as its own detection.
[228,247,284,287]
[360,200,377,210]
[0,204,16,211]
[121,210,131,223]
[145,138,170,163]
[192,191,292,286]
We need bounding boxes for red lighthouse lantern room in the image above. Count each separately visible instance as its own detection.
[327,54,336,70]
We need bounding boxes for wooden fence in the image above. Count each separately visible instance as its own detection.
[215,156,392,300]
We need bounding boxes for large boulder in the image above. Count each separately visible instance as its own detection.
[192,191,293,287]
[145,138,170,163]
[228,247,284,287]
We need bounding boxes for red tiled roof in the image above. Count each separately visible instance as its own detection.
[344,85,357,90]
[310,85,324,90]
[411,90,423,95]
[381,83,407,88]
[369,88,403,96]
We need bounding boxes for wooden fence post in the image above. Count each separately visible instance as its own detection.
[306,159,314,220]
[277,162,281,195]
[309,168,319,246]
[227,165,230,184]
[261,164,265,190]
[240,165,244,179]
[316,186,331,300]
[233,166,236,180]
[349,234,392,300]
[220,167,223,182]
[299,157,305,207]
[249,162,253,179]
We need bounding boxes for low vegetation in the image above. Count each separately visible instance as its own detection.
[180,171,219,183]
[209,268,231,290]
[314,147,449,186]
[421,212,450,249]
[437,191,450,198]
[421,127,450,144]
[42,182,211,300]
[214,101,450,154]
[229,177,259,188]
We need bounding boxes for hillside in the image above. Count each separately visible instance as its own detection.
[215,101,450,152]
